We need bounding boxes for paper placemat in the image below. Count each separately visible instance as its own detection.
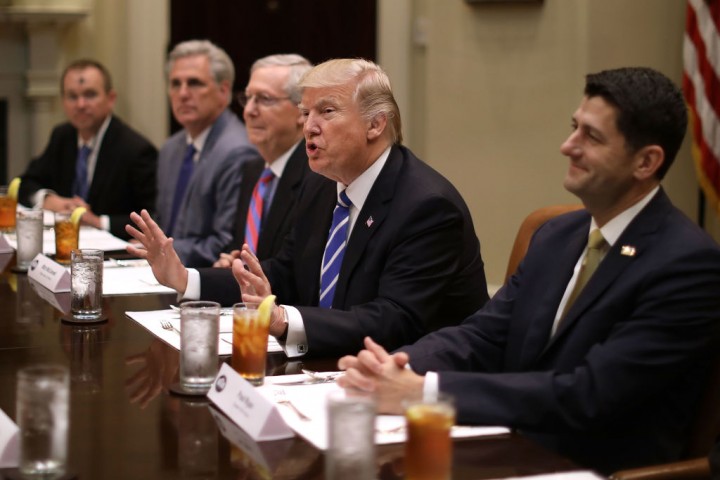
[257,377,510,450]
[126,309,282,354]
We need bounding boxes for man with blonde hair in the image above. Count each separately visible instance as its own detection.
[129,58,489,358]
[155,40,257,267]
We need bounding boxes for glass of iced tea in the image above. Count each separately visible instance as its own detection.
[231,302,269,386]
[404,394,455,480]
[0,186,17,232]
[54,212,79,264]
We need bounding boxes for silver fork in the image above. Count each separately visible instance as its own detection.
[273,389,311,421]
[160,320,179,334]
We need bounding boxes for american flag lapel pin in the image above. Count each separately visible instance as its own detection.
[620,245,636,257]
[366,216,374,228]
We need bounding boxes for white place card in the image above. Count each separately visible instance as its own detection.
[210,407,293,477]
[0,408,19,468]
[28,277,71,314]
[27,254,70,292]
[207,363,294,442]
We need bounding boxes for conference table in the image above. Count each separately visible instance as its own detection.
[0,251,581,479]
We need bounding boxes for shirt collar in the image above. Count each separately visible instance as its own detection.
[77,114,112,151]
[340,146,392,212]
[267,139,301,178]
[185,125,212,155]
[591,185,660,246]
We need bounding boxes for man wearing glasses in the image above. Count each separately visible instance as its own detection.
[19,59,157,238]
[212,54,313,267]
[155,40,258,267]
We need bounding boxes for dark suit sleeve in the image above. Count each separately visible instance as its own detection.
[19,125,73,206]
[288,194,479,357]
[106,139,158,238]
[403,239,720,433]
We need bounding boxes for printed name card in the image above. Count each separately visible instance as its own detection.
[207,363,294,442]
[27,254,70,292]
[0,408,19,468]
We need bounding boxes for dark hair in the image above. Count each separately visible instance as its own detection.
[584,67,687,179]
[61,59,114,94]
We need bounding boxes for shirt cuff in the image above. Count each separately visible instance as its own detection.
[32,189,53,209]
[180,268,201,301]
[423,371,439,400]
[100,215,110,231]
[279,305,308,358]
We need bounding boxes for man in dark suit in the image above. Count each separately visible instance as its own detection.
[212,54,312,267]
[127,58,489,358]
[337,67,720,474]
[19,59,157,238]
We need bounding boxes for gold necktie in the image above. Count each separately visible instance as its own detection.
[561,229,607,319]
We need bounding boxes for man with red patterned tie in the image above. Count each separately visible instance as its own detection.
[212,54,313,267]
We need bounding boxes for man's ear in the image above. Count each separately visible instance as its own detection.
[367,113,387,141]
[634,145,664,180]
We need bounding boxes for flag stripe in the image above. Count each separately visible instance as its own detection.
[684,0,720,214]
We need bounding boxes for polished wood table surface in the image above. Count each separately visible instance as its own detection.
[0,252,579,479]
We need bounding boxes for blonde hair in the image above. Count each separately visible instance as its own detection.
[300,58,402,144]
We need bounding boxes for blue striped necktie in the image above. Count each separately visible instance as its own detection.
[73,145,92,200]
[319,190,352,308]
[168,143,196,236]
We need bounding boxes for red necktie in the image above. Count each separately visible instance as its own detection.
[244,168,275,254]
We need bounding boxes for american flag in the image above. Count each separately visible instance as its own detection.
[683,0,720,216]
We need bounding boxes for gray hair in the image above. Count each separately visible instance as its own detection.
[166,40,235,105]
[299,58,402,144]
[250,54,312,104]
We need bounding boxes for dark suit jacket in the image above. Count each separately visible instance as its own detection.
[226,140,309,259]
[19,116,157,238]
[156,110,258,267]
[199,145,489,357]
[402,189,720,474]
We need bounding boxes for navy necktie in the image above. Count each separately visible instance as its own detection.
[319,190,352,308]
[73,145,92,200]
[168,143,196,236]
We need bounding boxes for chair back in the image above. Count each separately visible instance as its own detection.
[505,204,583,283]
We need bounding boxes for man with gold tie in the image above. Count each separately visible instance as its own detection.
[338,67,720,474]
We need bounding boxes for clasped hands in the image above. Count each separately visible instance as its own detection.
[125,209,287,336]
[337,337,425,415]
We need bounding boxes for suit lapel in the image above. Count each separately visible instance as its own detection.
[332,147,400,307]
[259,140,307,256]
[517,216,589,369]
[542,190,669,353]
[87,117,117,203]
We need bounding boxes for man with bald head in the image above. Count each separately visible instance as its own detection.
[19,59,157,238]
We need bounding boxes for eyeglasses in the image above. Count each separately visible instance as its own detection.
[237,92,291,108]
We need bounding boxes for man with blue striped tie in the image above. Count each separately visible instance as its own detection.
[128,58,489,358]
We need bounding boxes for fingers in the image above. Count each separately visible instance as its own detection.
[363,336,391,363]
[213,252,235,268]
[393,351,410,369]
[338,354,359,371]
[336,367,377,392]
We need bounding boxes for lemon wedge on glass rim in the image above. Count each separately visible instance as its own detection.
[70,206,87,226]
[7,177,21,201]
[257,294,276,327]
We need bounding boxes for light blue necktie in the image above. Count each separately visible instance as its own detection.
[168,143,196,236]
[73,145,92,200]
[319,190,352,308]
